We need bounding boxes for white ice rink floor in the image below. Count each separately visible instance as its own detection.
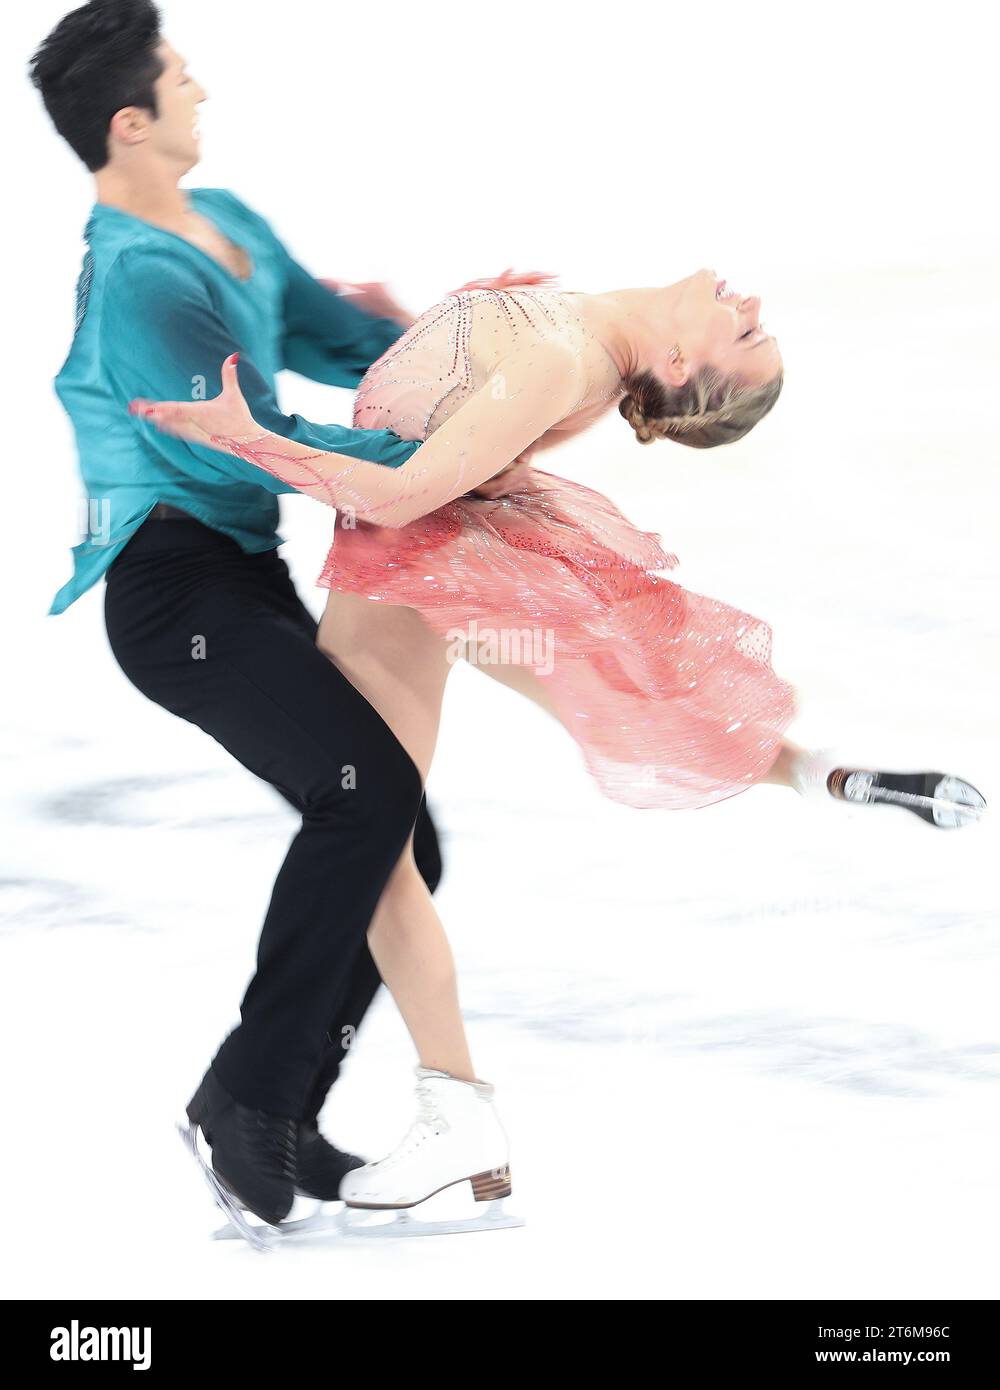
[2,263,997,1299]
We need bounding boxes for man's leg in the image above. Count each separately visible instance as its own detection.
[104,526,425,1119]
[233,555,445,1124]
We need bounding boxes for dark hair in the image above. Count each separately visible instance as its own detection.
[619,363,784,449]
[28,0,164,172]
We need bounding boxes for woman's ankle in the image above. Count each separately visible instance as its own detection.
[417,1060,478,1083]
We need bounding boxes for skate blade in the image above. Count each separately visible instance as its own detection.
[175,1120,282,1253]
[931,775,987,829]
[207,1204,347,1242]
[207,1200,525,1243]
[335,1199,526,1239]
[841,772,987,828]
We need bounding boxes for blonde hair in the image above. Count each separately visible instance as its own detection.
[619,364,783,449]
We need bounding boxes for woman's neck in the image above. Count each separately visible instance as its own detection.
[574,286,684,380]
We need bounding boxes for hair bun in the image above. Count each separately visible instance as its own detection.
[618,393,656,443]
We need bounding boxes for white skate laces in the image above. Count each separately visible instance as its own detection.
[360,1068,494,1176]
[370,1075,451,1173]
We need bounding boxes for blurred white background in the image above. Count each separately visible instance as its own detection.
[1,0,998,1299]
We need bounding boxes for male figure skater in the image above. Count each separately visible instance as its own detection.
[30,0,443,1228]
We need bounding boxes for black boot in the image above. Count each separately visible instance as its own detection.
[185,1066,297,1226]
[295,1119,366,1201]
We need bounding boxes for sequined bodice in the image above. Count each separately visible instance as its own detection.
[352,288,622,443]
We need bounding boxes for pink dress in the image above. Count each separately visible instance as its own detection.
[317,284,798,810]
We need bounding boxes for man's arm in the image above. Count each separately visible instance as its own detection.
[217,191,408,387]
[320,278,414,331]
[277,250,408,386]
[100,245,419,493]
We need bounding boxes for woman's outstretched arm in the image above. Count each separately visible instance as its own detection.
[131,343,583,529]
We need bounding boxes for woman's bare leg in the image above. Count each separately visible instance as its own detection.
[316,594,477,1081]
[465,648,562,720]
[760,738,808,787]
[361,829,475,1078]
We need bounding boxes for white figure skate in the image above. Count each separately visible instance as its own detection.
[335,1067,524,1238]
[788,746,986,829]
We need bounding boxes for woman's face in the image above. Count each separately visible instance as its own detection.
[672,267,782,386]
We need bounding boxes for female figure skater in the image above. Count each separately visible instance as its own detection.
[133,267,985,1225]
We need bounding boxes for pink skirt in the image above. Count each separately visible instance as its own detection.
[317,470,798,810]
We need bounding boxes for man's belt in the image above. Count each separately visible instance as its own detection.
[148,502,194,521]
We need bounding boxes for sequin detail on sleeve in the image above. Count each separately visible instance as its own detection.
[73,250,95,335]
[207,432,341,504]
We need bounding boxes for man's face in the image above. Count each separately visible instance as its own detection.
[143,39,207,171]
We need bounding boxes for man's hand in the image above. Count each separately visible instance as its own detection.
[320,278,414,328]
[470,447,536,500]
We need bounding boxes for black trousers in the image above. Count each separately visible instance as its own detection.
[103,517,442,1122]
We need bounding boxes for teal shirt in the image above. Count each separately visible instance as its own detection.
[50,187,420,615]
